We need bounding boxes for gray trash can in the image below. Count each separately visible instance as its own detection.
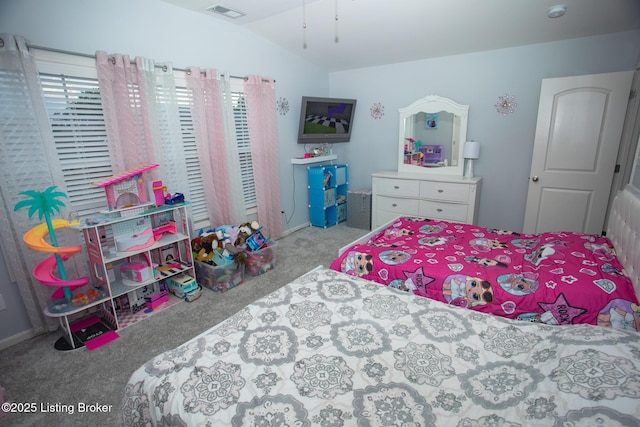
[346,189,371,230]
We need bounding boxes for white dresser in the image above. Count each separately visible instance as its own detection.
[371,171,481,228]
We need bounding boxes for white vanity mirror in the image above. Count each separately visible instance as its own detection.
[398,95,469,176]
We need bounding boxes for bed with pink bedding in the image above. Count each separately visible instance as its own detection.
[330,188,640,332]
[119,187,640,426]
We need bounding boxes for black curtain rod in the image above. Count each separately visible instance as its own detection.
[27,43,273,82]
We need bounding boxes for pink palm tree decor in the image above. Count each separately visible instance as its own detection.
[14,186,73,300]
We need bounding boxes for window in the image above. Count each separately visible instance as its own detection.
[231,91,257,210]
[33,50,257,226]
[175,85,208,222]
[40,74,113,216]
[37,52,113,217]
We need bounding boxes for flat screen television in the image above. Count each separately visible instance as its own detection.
[297,96,357,144]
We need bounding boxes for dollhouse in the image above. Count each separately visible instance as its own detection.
[91,163,159,213]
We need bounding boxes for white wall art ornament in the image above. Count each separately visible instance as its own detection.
[495,93,517,115]
[370,102,384,119]
[277,97,289,115]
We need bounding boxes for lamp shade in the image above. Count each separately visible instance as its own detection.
[463,140,480,159]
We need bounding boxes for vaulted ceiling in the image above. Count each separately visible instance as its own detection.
[161,0,640,71]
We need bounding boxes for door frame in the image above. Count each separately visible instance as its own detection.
[605,69,640,233]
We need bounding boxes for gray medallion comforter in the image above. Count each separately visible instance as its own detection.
[118,267,640,426]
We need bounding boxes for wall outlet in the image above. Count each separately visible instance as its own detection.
[0,293,5,311]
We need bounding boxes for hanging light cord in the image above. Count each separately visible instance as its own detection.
[302,0,342,48]
[302,0,307,49]
[335,0,339,43]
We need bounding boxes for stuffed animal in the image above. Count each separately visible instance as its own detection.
[235,220,260,247]
[196,232,219,264]
[218,225,239,248]
[224,243,247,267]
[200,234,215,252]
[197,247,214,263]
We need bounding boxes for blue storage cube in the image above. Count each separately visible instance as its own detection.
[308,166,335,188]
[337,202,347,223]
[307,164,348,229]
[309,188,335,208]
[335,165,347,186]
[309,205,336,228]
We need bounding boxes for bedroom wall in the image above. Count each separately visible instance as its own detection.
[0,0,330,344]
[1,0,638,345]
[328,30,640,232]
[0,0,330,232]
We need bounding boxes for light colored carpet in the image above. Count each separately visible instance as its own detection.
[0,222,368,427]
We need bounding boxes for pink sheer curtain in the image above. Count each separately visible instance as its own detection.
[244,76,283,238]
[185,68,237,226]
[95,51,157,176]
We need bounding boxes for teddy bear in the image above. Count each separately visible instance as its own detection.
[234,220,260,247]
[196,230,224,264]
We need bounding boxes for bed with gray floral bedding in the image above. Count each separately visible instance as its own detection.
[118,266,640,426]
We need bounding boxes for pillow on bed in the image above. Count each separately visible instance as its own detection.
[330,216,640,332]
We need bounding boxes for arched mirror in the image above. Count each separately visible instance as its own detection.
[398,95,469,176]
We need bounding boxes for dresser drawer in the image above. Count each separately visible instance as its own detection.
[420,181,469,202]
[374,178,419,197]
[419,200,469,223]
[376,196,419,215]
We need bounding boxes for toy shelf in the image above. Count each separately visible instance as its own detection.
[307,164,348,228]
[102,232,189,265]
[43,294,111,317]
[78,201,190,228]
[78,202,196,332]
[31,166,196,351]
[110,260,192,299]
[115,294,182,329]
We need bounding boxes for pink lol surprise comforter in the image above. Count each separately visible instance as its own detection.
[330,216,640,331]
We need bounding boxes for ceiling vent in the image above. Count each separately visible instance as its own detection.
[207,4,245,19]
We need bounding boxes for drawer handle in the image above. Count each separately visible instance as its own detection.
[437,208,443,212]
[394,185,400,189]
[392,203,398,207]
[437,189,444,193]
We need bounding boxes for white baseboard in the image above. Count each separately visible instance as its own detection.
[0,328,37,351]
[279,222,310,239]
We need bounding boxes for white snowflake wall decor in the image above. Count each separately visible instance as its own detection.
[495,93,517,115]
[370,102,384,119]
[277,97,289,115]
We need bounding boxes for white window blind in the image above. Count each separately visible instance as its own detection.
[232,91,257,209]
[33,51,257,225]
[39,72,112,217]
[175,85,208,223]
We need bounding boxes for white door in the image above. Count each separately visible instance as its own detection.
[523,71,633,234]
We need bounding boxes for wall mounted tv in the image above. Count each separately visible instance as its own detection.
[297,96,357,144]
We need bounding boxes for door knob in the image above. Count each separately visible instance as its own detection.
[532,176,539,182]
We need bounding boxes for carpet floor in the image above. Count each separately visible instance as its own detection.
[0,222,368,426]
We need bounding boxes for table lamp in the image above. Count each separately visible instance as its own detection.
[463,140,480,178]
